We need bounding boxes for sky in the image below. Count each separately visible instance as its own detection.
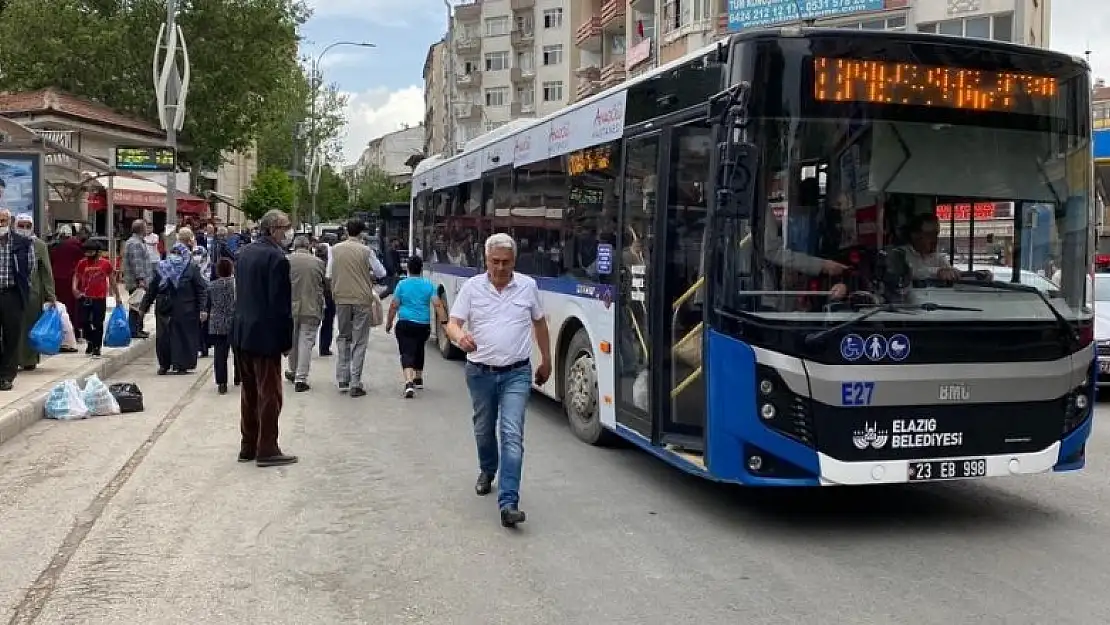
[304,0,1110,167]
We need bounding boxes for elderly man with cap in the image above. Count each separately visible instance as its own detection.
[0,209,37,390]
[13,213,55,371]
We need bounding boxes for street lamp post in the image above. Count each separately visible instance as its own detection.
[308,41,374,231]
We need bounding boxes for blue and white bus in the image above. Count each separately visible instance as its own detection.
[410,28,1095,486]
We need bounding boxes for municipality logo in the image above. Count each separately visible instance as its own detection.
[852,422,889,450]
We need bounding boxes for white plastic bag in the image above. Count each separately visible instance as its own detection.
[54,302,77,350]
[82,374,121,416]
[44,379,91,420]
[632,369,650,411]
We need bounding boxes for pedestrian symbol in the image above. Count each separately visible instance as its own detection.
[864,335,888,362]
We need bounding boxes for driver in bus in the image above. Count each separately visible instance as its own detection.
[895,213,960,282]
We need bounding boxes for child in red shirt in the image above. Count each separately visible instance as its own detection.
[72,240,116,357]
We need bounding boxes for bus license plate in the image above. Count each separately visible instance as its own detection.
[908,458,987,481]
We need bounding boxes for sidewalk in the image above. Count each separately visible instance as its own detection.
[0,299,156,446]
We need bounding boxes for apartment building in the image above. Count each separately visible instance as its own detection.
[582,0,1051,101]
[447,0,575,152]
[423,39,449,157]
[352,125,425,184]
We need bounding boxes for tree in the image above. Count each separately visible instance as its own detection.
[311,166,352,223]
[0,0,312,171]
[241,166,296,221]
[255,75,347,172]
[353,168,409,214]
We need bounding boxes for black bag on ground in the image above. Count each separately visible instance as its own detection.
[108,382,144,413]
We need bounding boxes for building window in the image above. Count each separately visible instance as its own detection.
[485,87,509,106]
[542,81,564,102]
[515,15,533,34]
[516,87,535,106]
[485,16,510,36]
[542,45,563,66]
[516,52,534,71]
[918,12,1013,41]
[485,120,505,132]
[485,51,510,71]
[543,8,563,29]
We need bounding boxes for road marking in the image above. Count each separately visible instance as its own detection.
[8,359,214,625]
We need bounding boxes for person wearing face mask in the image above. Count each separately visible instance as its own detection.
[72,240,114,358]
[14,214,55,371]
[0,209,36,389]
[229,209,297,467]
[140,237,208,375]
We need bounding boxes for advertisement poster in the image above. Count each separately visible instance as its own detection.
[0,153,40,219]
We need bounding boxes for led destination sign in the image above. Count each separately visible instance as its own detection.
[114,146,176,172]
[813,57,1060,114]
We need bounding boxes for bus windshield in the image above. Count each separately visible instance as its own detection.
[721,38,1092,324]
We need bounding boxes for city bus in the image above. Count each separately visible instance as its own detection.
[410,28,1095,486]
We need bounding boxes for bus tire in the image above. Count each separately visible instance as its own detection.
[563,329,612,446]
[435,317,463,360]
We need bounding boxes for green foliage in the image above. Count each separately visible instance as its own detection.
[310,166,352,223]
[0,0,314,170]
[255,74,347,172]
[241,166,296,221]
[353,168,409,214]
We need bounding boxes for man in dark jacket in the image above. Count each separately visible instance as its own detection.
[230,209,297,467]
[0,208,35,391]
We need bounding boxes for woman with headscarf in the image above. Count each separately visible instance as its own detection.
[48,224,83,351]
[14,214,56,370]
[177,227,211,358]
[140,241,207,375]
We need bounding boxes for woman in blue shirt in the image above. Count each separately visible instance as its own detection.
[385,256,444,398]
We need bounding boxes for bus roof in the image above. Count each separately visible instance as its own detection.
[412,28,1087,196]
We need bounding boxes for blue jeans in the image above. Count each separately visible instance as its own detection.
[465,362,531,509]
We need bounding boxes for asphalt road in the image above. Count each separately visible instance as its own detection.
[1,332,1109,624]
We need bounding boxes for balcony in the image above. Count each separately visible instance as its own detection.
[454,2,480,22]
[575,17,602,50]
[455,36,480,53]
[576,77,602,100]
[511,29,535,48]
[511,101,536,116]
[600,58,626,87]
[456,71,482,89]
[510,67,535,83]
[511,0,535,10]
[454,102,481,121]
[629,0,653,13]
[600,0,625,32]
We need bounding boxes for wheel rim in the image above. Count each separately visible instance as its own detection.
[566,351,598,425]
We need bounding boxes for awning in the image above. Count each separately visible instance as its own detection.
[83,172,208,214]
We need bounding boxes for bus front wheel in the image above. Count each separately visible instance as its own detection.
[563,329,611,446]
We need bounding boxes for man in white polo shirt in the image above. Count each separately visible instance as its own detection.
[446,232,552,528]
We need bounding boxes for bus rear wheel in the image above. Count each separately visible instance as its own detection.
[563,329,612,446]
[435,318,462,360]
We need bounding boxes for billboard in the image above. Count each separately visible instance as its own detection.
[728,0,886,32]
[0,152,42,225]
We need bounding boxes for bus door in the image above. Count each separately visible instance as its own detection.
[614,117,712,450]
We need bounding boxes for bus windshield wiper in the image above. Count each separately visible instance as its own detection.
[803,302,982,346]
[955,278,1079,347]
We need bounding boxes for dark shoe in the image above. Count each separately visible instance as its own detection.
[413,377,424,389]
[475,472,494,496]
[135,331,150,339]
[157,368,168,376]
[284,371,295,382]
[91,349,102,358]
[169,369,189,375]
[0,380,12,391]
[60,346,78,353]
[320,351,332,356]
[294,381,310,392]
[238,452,255,462]
[500,506,526,527]
[349,387,366,398]
[257,454,298,467]
[234,378,241,386]
[403,382,415,399]
[21,365,36,371]
[217,384,228,394]
[337,383,350,393]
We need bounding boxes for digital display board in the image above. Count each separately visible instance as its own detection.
[114,146,176,172]
[813,57,1060,114]
[935,202,1013,221]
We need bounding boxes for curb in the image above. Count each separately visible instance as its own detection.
[0,326,157,447]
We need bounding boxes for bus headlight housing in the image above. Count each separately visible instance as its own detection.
[754,364,814,447]
[1063,375,1093,435]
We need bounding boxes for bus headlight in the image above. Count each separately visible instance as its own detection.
[759,379,774,395]
[760,403,776,420]
[1064,376,1094,436]
[753,364,815,447]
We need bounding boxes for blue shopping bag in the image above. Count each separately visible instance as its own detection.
[28,307,63,355]
[103,305,132,348]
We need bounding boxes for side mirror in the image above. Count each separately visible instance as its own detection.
[715,141,759,219]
